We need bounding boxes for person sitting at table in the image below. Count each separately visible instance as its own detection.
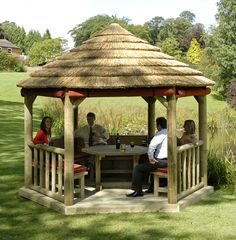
[126,117,168,197]
[75,112,109,147]
[177,119,198,146]
[74,112,109,179]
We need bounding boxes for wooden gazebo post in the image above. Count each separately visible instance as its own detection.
[64,91,74,205]
[24,95,36,187]
[167,91,177,204]
[196,95,208,186]
[143,97,156,141]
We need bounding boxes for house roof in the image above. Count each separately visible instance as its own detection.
[0,39,20,49]
[17,23,215,89]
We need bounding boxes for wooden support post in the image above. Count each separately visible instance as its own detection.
[24,95,36,187]
[167,92,177,204]
[72,98,85,131]
[196,95,208,186]
[64,91,74,206]
[143,97,156,142]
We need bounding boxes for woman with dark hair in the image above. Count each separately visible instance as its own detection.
[33,116,53,145]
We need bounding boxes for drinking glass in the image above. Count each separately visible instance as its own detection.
[130,141,135,150]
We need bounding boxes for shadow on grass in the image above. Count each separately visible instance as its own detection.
[1,100,236,240]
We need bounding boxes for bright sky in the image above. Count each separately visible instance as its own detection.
[1,0,218,48]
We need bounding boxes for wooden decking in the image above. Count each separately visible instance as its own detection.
[19,185,214,215]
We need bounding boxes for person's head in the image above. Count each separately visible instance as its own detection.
[40,116,52,134]
[183,120,196,135]
[86,112,96,126]
[156,117,167,130]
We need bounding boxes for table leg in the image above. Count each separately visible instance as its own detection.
[95,155,101,190]
[133,155,139,168]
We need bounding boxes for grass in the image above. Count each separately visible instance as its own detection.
[0,72,236,240]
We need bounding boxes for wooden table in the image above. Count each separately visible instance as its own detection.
[82,145,148,190]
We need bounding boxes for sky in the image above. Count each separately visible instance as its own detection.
[1,0,219,48]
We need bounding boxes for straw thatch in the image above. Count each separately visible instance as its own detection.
[18,23,214,89]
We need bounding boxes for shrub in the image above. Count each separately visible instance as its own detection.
[0,52,26,72]
[208,144,235,187]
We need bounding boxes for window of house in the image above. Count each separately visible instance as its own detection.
[7,48,12,54]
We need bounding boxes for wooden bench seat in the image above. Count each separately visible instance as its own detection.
[152,167,168,196]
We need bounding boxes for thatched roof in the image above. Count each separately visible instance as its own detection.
[18,23,214,89]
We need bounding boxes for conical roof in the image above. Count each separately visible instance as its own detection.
[18,23,214,89]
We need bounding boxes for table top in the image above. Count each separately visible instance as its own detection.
[82,145,148,156]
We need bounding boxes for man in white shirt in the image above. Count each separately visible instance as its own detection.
[126,117,168,197]
[75,112,109,146]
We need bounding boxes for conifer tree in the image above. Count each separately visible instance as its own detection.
[186,38,202,64]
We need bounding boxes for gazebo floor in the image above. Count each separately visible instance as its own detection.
[19,184,214,215]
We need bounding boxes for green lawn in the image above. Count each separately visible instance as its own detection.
[0,72,236,240]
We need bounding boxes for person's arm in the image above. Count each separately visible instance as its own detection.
[148,134,162,164]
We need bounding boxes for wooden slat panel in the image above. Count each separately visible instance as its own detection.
[58,155,63,195]
[187,149,192,189]
[177,152,182,194]
[196,146,200,185]
[192,148,196,186]
[182,151,186,191]
[33,148,38,186]
[39,149,44,188]
[45,151,50,191]
[51,153,56,193]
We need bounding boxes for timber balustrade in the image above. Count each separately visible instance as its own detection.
[177,140,204,200]
[28,142,65,202]
[27,139,204,204]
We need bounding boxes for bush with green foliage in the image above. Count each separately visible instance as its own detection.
[0,52,25,72]
[208,146,235,187]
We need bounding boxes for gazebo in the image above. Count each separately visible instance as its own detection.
[17,23,215,214]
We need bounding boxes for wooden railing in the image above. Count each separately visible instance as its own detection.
[28,142,65,202]
[177,140,204,200]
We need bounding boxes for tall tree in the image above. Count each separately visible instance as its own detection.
[213,0,236,90]
[187,38,202,64]
[144,16,164,45]
[160,37,182,59]
[25,30,42,54]
[43,29,51,39]
[69,15,130,47]
[179,10,196,24]
[28,38,62,66]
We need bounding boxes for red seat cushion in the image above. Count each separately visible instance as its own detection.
[73,164,88,174]
[153,167,168,174]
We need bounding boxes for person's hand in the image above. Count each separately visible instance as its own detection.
[149,159,158,164]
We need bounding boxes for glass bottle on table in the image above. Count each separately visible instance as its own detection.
[116,133,120,149]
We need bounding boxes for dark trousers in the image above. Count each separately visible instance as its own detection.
[131,160,167,193]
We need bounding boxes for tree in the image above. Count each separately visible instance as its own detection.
[187,38,202,64]
[160,37,182,59]
[179,11,196,24]
[28,38,63,66]
[69,15,130,47]
[25,30,42,54]
[144,16,164,45]
[182,23,205,51]
[212,0,236,90]
[225,79,236,109]
[127,24,150,42]
[43,29,51,39]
